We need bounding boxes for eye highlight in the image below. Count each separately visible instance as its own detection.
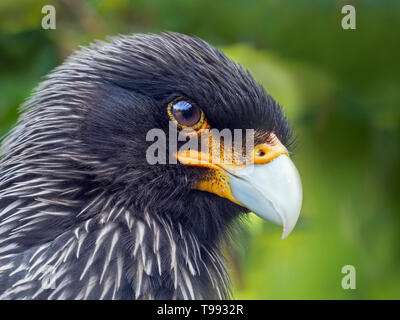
[167,98,205,130]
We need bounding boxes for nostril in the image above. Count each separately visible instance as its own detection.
[258,150,266,157]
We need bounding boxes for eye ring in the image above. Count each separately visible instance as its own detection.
[167,97,206,130]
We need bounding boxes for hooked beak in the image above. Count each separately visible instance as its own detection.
[175,133,303,239]
[228,155,302,239]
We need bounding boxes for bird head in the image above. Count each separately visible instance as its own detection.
[75,33,302,239]
[0,32,302,299]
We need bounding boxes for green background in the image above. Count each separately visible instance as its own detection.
[1,0,399,299]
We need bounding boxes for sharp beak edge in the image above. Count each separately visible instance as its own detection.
[175,133,303,239]
[228,154,302,239]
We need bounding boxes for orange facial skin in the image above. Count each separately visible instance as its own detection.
[175,131,289,205]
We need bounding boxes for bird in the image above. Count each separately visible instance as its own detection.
[0,32,302,300]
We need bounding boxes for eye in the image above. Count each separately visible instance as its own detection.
[168,99,205,129]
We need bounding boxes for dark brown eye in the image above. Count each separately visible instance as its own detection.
[169,100,203,128]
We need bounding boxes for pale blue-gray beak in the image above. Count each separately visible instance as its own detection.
[175,132,303,239]
[229,155,302,239]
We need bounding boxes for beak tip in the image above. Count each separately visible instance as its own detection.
[229,154,303,240]
[281,228,288,240]
[281,210,301,239]
[281,222,297,240]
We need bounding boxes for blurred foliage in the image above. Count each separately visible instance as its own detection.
[0,0,399,299]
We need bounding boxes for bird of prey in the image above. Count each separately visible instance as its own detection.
[0,32,302,300]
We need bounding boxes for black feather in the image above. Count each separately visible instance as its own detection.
[0,32,290,299]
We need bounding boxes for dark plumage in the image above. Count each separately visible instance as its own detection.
[0,32,292,299]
